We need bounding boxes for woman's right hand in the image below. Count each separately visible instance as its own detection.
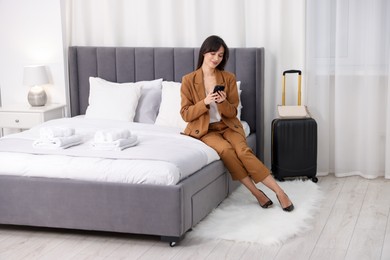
[204,92,217,105]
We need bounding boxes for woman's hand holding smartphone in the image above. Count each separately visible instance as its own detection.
[213,85,226,103]
[204,85,226,105]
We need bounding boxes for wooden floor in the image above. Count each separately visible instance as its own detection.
[1,174,390,260]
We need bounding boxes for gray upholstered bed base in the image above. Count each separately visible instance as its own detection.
[0,47,264,245]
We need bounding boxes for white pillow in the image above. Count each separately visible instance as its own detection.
[133,78,163,123]
[155,81,187,130]
[241,120,251,137]
[85,77,142,121]
[236,81,242,120]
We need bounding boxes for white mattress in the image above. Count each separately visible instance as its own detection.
[0,117,221,185]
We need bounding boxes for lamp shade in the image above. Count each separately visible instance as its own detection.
[23,65,49,86]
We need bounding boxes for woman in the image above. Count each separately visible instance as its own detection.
[180,35,294,211]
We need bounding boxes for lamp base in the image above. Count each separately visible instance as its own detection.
[28,86,47,106]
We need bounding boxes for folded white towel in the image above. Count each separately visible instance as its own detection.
[33,135,83,149]
[39,127,75,139]
[94,129,131,143]
[92,136,138,151]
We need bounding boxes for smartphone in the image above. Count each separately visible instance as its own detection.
[213,85,225,93]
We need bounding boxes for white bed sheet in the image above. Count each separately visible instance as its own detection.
[0,117,220,185]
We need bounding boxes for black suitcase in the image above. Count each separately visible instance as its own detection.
[271,70,318,182]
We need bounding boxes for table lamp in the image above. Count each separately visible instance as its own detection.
[23,65,49,106]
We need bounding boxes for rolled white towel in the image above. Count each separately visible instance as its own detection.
[94,129,131,143]
[33,135,83,149]
[40,126,75,139]
[92,135,138,151]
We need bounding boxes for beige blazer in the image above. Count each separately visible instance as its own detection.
[180,68,245,139]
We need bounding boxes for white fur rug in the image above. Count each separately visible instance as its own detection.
[188,180,323,245]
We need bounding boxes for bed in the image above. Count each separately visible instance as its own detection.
[0,46,265,246]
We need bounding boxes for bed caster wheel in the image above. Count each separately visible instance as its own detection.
[161,235,181,247]
[311,177,318,183]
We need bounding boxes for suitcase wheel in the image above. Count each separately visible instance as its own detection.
[311,177,318,183]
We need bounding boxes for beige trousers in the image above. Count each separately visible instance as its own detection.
[200,122,270,183]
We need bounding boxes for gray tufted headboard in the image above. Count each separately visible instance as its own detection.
[68,47,264,159]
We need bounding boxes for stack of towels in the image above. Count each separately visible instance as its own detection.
[33,126,82,149]
[92,128,138,151]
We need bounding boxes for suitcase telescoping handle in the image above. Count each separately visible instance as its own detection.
[282,70,302,106]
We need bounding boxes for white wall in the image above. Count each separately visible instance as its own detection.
[0,0,66,108]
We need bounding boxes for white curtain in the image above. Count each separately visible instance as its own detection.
[64,0,390,179]
[306,0,390,179]
[65,0,253,47]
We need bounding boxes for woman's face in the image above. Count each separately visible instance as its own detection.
[203,46,224,69]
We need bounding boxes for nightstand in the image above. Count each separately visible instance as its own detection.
[0,104,66,136]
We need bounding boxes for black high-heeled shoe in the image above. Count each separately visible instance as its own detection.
[257,189,273,208]
[276,193,294,212]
